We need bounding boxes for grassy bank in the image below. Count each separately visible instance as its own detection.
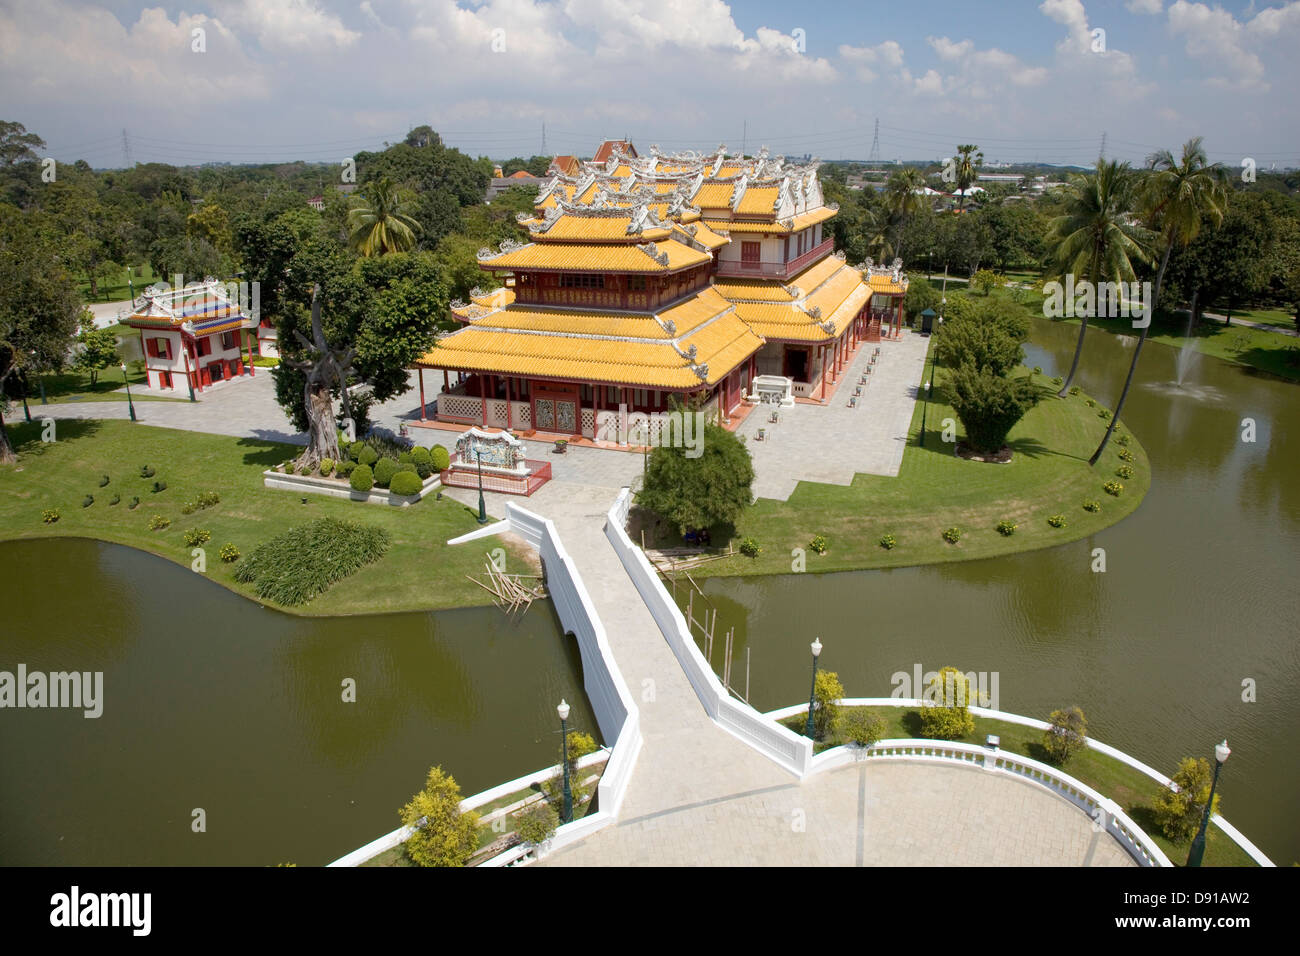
[1049,310,1300,381]
[0,419,527,614]
[780,705,1255,867]
[19,363,186,406]
[687,355,1150,578]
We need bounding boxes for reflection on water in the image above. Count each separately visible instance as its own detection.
[0,539,595,866]
[697,318,1300,864]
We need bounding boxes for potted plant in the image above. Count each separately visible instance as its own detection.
[554,439,568,453]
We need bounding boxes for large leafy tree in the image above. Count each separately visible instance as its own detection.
[1091,139,1227,464]
[636,417,755,535]
[272,251,447,458]
[1046,159,1149,396]
[347,176,421,257]
[953,144,983,210]
[0,205,84,462]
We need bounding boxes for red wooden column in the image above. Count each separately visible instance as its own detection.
[506,377,513,430]
[480,374,487,427]
[418,368,426,420]
[443,370,449,393]
[246,333,255,376]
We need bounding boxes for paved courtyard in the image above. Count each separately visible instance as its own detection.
[737,330,930,501]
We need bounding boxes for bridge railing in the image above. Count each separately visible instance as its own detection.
[604,488,813,777]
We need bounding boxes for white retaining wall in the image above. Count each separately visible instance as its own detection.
[766,697,1274,867]
[604,488,813,777]
[263,469,440,506]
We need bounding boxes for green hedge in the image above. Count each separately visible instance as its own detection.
[389,471,423,496]
[431,445,450,471]
[373,457,400,488]
[350,463,374,492]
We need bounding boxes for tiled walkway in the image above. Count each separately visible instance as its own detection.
[737,331,930,501]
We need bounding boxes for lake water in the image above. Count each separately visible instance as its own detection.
[692,317,1300,865]
[0,539,595,866]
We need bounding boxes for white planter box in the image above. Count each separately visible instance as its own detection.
[262,469,441,506]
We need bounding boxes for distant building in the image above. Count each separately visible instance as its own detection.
[549,155,581,177]
[593,140,638,164]
[307,195,325,211]
[486,170,546,200]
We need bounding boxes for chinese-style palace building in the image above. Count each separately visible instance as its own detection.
[415,144,908,443]
[123,279,259,393]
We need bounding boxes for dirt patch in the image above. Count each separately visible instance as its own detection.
[954,442,1013,464]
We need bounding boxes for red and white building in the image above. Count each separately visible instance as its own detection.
[123,279,260,394]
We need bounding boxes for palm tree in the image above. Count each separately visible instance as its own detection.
[347,177,421,256]
[884,167,926,257]
[1090,138,1228,464]
[954,144,983,210]
[1047,159,1149,397]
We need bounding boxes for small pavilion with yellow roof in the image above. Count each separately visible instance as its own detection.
[414,142,909,445]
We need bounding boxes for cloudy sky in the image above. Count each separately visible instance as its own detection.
[1,0,1297,169]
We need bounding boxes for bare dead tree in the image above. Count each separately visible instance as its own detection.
[281,284,356,469]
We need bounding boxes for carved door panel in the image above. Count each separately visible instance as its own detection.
[556,400,576,434]
[534,399,555,431]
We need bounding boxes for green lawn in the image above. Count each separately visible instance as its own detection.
[782,705,1255,867]
[77,264,160,303]
[21,363,186,406]
[1208,305,1298,331]
[679,351,1150,577]
[0,419,527,614]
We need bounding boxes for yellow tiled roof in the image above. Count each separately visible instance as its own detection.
[479,240,711,273]
[417,309,762,389]
[804,265,865,318]
[529,213,672,242]
[676,221,728,250]
[657,287,733,335]
[790,206,838,230]
[730,301,835,344]
[735,186,780,215]
[867,275,907,294]
[787,255,845,293]
[693,183,735,209]
[704,206,837,234]
[712,277,797,302]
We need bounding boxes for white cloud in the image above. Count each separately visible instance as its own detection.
[213,0,361,52]
[838,39,904,81]
[1126,0,1163,15]
[924,35,1049,89]
[1167,0,1267,90]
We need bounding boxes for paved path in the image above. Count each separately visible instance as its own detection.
[439,477,1133,867]
[736,331,929,501]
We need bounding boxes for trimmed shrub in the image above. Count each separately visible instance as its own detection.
[1082,499,1101,513]
[336,459,356,478]
[1153,757,1221,843]
[397,451,413,464]
[128,496,140,510]
[564,731,598,766]
[996,519,1017,536]
[1116,464,1134,479]
[942,526,962,544]
[398,767,480,868]
[350,464,374,493]
[836,709,885,748]
[148,514,170,530]
[219,543,240,563]
[319,458,334,477]
[516,801,559,846]
[918,666,976,739]
[233,517,390,606]
[1104,480,1123,497]
[1098,408,1111,419]
[349,440,367,462]
[412,447,432,468]
[81,495,94,508]
[1084,398,1095,407]
[1068,386,1080,396]
[1042,706,1088,765]
[182,528,211,547]
[109,493,120,506]
[98,474,110,487]
[297,464,313,476]
[812,670,844,740]
[1118,448,1135,462]
[373,457,400,488]
[739,536,761,557]
[1116,433,1130,446]
[389,470,423,496]
[1047,514,1067,528]
[139,465,155,478]
[42,509,59,524]
[152,480,167,493]
[430,445,450,471]
[357,444,379,467]
[878,533,897,550]
[397,461,418,474]
[809,534,828,554]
